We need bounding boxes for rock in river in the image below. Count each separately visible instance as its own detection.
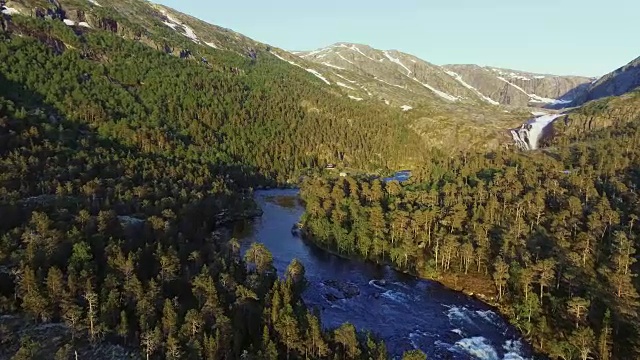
[323,280,360,300]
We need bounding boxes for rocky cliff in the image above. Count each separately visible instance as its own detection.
[443,64,593,107]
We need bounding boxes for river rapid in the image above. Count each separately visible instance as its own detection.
[235,189,540,360]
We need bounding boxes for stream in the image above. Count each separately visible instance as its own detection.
[235,189,539,360]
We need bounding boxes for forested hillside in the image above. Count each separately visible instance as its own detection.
[0,14,425,185]
[548,90,640,147]
[301,106,640,359]
[3,0,638,359]
[0,8,433,360]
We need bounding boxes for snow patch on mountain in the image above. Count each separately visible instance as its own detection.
[181,25,198,41]
[346,44,378,61]
[498,77,571,105]
[78,21,91,28]
[492,68,533,81]
[300,47,332,58]
[160,9,199,43]
[306,69,331,85]
[400,105,413,111]
[335,73,357,84]
[205,42,218,49]
[383,50,412,76]
[337,53,355,65]
[323,62,346,70]
[272,53,304,69]
[497,77,529,95]
[337,82,356,90]
[163,21,178,30]
[375,77,405,89]
[348,95,363,101]
[63,19,76,26]
[528,94,571,105]
[412,77,459,101]
[445,70,499,105]
[1,6,20,14]
[88,0,102,6]
[273,53,330,84]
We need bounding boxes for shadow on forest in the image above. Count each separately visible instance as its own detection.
[0,72,273,233]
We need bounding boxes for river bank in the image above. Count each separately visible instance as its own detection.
[238,189,538,359]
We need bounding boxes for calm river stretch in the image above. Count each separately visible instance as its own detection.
[237,189,539,360]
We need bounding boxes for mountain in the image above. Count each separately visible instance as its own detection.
[569,56,640,107]
[298,43,593,108]
[1,0,438,178]
[442,64,593,107]
[296,43,497,106]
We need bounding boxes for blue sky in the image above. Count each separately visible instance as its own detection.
[155,0,637,77]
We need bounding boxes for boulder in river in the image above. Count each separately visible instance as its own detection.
[323,280,360,299]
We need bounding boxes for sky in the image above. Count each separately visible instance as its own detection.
[155,0,638,77]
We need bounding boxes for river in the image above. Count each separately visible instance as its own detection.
[235,189,538,360]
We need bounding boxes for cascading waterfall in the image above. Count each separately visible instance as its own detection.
[510,113,563,150]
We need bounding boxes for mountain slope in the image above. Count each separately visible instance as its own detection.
[298,43,593,109]
[548,89,640,146]
[569,56,640,107]
[1,0,435,178]
[297,43,495,106]
[443,64,593,107]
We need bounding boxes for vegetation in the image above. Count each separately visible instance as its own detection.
[548,90,640,147]
[1,15,425,186]
[301,112,640,359]
[2,1,639,359]
[0,10,430,360]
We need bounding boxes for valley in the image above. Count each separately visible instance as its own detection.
[0,0,639,359]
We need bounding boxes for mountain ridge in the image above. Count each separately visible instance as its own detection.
[568,55,640,107]
[298,42,594,108]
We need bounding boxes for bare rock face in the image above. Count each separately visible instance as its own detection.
[443,64,593,107]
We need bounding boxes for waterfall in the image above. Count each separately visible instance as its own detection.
[510,113,563,150]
